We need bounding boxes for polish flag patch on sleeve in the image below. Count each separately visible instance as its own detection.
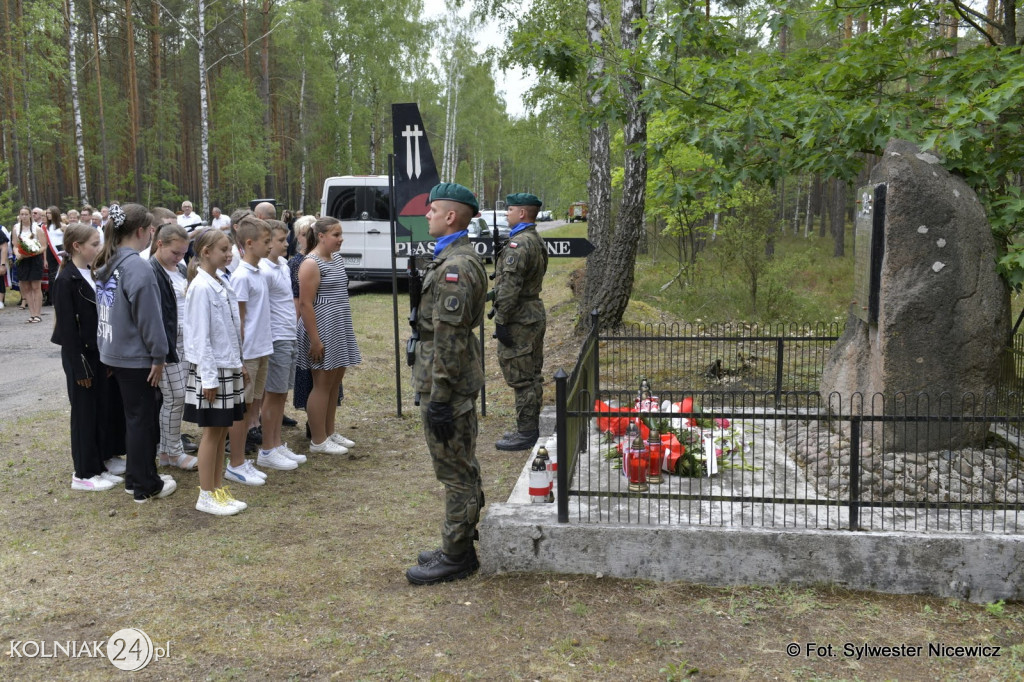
[445,271,459,283]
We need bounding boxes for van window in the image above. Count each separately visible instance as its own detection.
[325,186,359,221]
[365,186,391,220]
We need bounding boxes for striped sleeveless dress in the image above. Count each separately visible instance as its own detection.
[296,252,361,370]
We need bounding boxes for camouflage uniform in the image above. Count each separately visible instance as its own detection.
[493,224,548,433]
[412,234,487,556]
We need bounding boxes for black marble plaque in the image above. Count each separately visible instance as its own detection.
[853,183,885,324]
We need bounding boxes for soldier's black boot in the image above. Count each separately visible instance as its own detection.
[406,547,479,585]
[495,429,540,451]
[417,532,479,565]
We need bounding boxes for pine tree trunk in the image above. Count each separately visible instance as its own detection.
[123,0,141,200]
[241,0,251,80]
[18,0,37,204]
[260,0,273,197]
[831,178,846,257]
[0,0,23,200]
[298,63,307,214]
[89,0,108,201]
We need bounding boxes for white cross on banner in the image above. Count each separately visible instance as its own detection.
[402,125,423,179]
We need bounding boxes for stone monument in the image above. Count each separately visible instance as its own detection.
[820,139,1010,450]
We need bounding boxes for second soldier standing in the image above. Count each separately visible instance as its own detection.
[492,193,548,451]
[406,182,488,586]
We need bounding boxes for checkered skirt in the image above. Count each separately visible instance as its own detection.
[183,364,245,427]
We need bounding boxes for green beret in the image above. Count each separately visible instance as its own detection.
[429,182,479,213]
[506,192,542,208]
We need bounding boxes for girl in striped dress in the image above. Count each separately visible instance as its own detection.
[296,217,361,456]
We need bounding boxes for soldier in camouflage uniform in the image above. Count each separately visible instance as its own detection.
[406,182,488,586]
[493,193,549,451]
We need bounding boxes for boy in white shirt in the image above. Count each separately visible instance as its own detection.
[225,216,297,484]
[257,221,305,467]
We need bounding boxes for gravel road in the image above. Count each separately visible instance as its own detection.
[0,300,65,416]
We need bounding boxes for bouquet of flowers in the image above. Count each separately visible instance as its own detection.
[15,231,42,259]
[595,380,757,478]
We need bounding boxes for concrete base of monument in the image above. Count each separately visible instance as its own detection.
[480,421,1024,603]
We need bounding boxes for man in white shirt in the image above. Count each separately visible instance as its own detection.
[177,201,203,233]
[210,207,231,232]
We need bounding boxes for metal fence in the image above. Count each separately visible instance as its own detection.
[553,314,1024,534]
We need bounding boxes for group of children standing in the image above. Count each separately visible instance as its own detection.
[50,203,359,516]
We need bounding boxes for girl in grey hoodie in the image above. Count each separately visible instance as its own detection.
[94,203,177,503]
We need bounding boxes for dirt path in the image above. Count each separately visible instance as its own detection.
[0,298,65,416]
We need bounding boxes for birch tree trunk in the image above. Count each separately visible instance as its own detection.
[346,60,355,173]
[198,0,211,216]
[591,0,647,329]
[576,0,612,334]
[67,0,88,204]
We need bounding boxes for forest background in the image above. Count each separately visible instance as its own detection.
[0,0,1022,326]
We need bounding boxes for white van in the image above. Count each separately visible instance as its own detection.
[320,175,406,282]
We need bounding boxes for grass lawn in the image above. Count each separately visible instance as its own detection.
[2,245,1024,680]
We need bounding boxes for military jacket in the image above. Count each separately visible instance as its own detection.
[492,225,548,326]
[412,235,487,404]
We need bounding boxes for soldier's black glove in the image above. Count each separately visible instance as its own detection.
[495,323,514,348]
[426,401,455,443]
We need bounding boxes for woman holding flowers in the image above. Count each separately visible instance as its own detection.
[12,206,46,322]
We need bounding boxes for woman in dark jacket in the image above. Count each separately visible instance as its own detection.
[51,223,126,491]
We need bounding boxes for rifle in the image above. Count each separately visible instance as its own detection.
[407,254,422,404]
[487,218,505,320]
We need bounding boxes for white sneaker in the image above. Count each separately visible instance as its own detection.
[276,444,306,464]
[196,489,240,516]
[71,474,115,492]
[99,471,124,484]
[310,438,348,456]
[225,461,265,486]
[242,459,268,480]
[104,457,127,475]
[216,487,248,511]
[329,433,356,449]
[257,448,299,471]
[135,475,177,503]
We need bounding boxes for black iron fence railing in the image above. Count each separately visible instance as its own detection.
[553,313,1024,533]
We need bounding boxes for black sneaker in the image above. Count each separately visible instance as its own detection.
[282,415,298,427]
[180,434,199,453]
[246,426,262,449]
[495,429,540,451]
[406,548,479,585]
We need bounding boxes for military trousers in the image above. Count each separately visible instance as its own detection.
[421,399,483,556]
[497,318,545,432]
